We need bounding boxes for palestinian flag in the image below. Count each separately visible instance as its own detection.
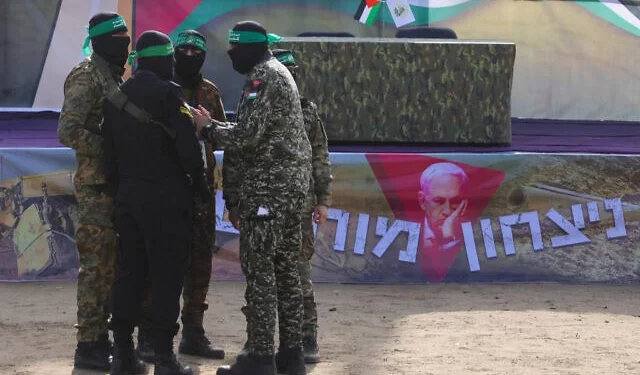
[354,0,382,25]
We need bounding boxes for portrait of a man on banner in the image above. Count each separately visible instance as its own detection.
[417,162,469,253]
[367,154,505,283]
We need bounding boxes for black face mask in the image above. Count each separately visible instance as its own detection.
[92,35,131,68]
[228,44,267,75]
[138,55,174,81]
[175,53,205,89]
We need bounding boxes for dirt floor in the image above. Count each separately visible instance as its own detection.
[0,281,639,375]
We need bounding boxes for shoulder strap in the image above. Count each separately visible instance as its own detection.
[93,57,120,96]
[106,89,176,140]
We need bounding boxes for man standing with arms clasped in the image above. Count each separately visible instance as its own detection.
[136,29,226,363]
[103,30,207,375]
[58,12,130,371]
[192,21,310,375]
[271,49,332,364]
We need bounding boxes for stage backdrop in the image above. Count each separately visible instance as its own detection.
[1,148,639,284]
[1,0,639,122]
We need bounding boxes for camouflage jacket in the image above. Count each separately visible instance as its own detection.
[58,53,124,186]
[301,97,332,207]
[180,77,226,192]
[206,54,311,211]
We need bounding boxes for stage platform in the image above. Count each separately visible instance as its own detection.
[0,111,639,285]
[0,111,639,153]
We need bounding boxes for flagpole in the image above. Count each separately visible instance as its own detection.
[379,0,385,37]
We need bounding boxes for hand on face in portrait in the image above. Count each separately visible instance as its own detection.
[441,199,467,239]
[418,164,469,242]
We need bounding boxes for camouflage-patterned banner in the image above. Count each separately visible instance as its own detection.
[273,38,515,144]
[1,148,639,284]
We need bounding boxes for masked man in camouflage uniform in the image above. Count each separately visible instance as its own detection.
[136,29,226,362]
[192,21,310,375]
[58,12,130,371]
[272,49,332,364]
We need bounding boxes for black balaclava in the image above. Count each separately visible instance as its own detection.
[228,21,269,75]
[135,31,174,80]
[174,30,207,89]
[89,12,130,68]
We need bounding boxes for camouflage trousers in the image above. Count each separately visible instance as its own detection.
[240,196,304,356]
[74,184,117,343]
[298,209,317,342]
[181,196,216,328]
[138,197,215,332]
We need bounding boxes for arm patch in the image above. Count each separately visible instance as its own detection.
[244,79,264,101]
[180,101,193,118]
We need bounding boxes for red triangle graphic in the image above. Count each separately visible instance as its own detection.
[366,154,505,282]
[365,0,382,7]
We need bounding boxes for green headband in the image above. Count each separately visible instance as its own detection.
[174,33,207,52]
[82,16,127,56]
[276,52,296,66]
[128,42,174,66]
[228,30,282,44]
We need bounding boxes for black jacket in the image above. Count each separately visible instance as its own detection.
[102,69,204,209]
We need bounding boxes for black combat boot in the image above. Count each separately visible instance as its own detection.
[217,353,276,375]
[74,333,112,371]
[110,340,147,375]
[235,340,250,361]
[275,347,306,375]
[302,332,319,364]
[179,326,225,359]
[154,354,193,375]
[136,329,155,363]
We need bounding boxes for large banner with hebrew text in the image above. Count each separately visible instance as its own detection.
[1,148,638,284]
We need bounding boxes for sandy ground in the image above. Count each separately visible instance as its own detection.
[1,281,639,375]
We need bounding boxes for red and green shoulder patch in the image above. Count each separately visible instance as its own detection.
[244,79,264,100]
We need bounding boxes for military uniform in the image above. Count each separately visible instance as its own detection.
[203,53,311,369]
[58,52,122,347]
[269,48,333,365]
[297,97,332,352]
[179,78,226,329]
